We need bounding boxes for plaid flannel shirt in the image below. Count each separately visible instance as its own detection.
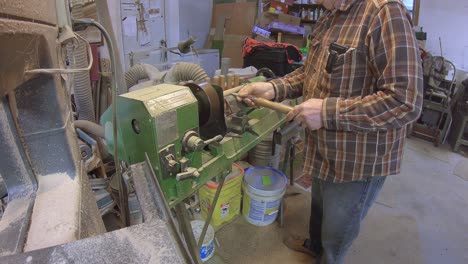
[270,0,423,182]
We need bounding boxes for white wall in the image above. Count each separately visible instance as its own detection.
[103,0,181,70]
[102,0,125,70]
[178,0,212,49]
[165,0,180,48]
[418,0,468,71]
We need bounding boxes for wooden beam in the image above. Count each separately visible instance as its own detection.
[413,0,421,26]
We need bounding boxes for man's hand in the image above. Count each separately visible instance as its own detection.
[236,82,275,107]
[286,99,324,130]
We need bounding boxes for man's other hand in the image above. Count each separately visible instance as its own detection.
[287,99,324,130]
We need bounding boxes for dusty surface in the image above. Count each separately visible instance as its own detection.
[24,172,80,252]
[0,18,58,97]
[0,0,57,25]
[0,101,35,199]
[206,187,313,264]
[1,220,185,264]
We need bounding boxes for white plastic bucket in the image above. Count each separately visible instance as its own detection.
[191,220,215,262]
[242,166,287,226]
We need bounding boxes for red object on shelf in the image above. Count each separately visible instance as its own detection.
[242,37,303,64]
[270,1,289,14]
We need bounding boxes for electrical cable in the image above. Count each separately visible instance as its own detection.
[25,33,93,75]
[72,18,126,225]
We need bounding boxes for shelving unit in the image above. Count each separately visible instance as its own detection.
[260,2,326,47]
[289,3,325,25]
[269,29,303,35]
[301,19,317,24]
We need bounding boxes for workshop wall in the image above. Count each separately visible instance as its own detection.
[104,0,181,71]
[179,0,212,49]
[419,0,468,71]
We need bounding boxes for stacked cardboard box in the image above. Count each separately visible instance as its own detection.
[206,1,305,67]
[205,2,257,68]
[257,12,305,48]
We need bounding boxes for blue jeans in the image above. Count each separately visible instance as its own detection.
[305,176,387,264]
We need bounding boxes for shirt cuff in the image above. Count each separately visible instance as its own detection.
[322,97,340,130]
[268,79,286,102]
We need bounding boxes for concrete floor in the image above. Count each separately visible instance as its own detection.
[206,138,468,264]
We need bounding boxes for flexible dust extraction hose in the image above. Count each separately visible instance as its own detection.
[73,120,111,161]
[73,120,104,138]
[68,0,96,122]
[125,64,148,89]
[125,64,161,89]
[163,62,208,84]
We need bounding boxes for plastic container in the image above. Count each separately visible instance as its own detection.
[191,220,215,262]
[242,166,287,226]
[199,164,244,229]
[221,57,231,75]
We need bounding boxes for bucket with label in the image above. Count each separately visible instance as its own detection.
[191,220,215,262]
[242,166,287,226]
[199,163,244,229]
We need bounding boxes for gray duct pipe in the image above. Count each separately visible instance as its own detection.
[125,64,162,89]
[73,120,111,162]
[73,120,104,138]
[163,62,209,84]
[69,0,96,122]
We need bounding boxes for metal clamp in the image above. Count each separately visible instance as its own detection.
[176,167,200,181]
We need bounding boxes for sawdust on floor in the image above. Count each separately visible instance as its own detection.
[206,186,314,264]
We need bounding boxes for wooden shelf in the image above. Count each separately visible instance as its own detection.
[293,3,320,8]
[290,3,324,26]
[289,3,321,12]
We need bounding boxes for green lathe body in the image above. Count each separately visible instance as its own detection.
[102,84,287,207]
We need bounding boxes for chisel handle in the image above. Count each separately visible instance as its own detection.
[250,98,293,114]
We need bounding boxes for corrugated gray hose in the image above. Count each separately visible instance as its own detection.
[125,64,161,89]
[68,0,95,122]
[74,120,104,138]
[73,120,111,160]
[163,62,209,84]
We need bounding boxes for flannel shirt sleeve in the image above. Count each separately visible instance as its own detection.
[322,3,423,132]
[268,66,305,102]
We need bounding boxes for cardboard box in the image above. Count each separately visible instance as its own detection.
[268,21,305,35]
[223,34,250,68]
[258,12,276,28]
[282,34,305,48]
[278,13,301,26]
[211,2,257,35]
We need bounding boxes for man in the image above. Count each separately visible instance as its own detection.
[238,0,423,263]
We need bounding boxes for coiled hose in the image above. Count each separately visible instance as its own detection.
[125,64,161,89]
[68,0,95,122]
[163,62,209,84]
